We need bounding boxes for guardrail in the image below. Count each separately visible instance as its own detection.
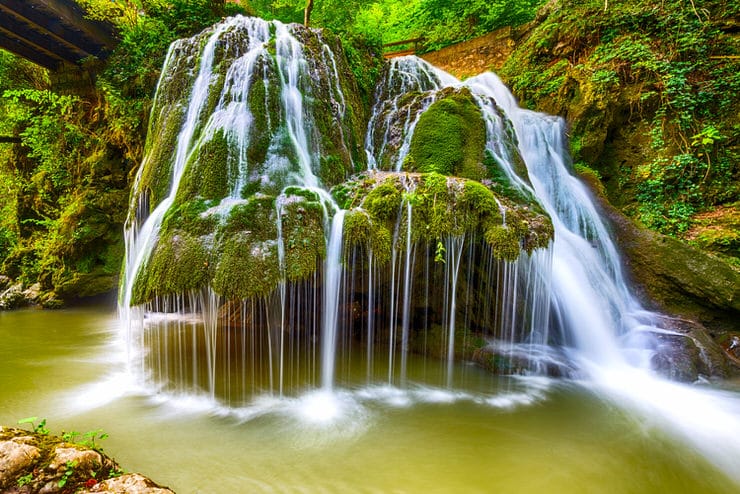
[382,37,424,58]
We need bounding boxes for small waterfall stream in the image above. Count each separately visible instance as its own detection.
[117,20,740,485]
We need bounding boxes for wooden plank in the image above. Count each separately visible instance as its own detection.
[32,0,118,50]
[0,0,114,57]
[0,34,61,69]
[0,15,85,64]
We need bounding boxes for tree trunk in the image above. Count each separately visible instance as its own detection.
[304,0,314,27]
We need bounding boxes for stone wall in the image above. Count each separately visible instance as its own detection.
[420,27,517,79]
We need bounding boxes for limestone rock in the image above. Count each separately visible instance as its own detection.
[86,473,175,493]
[0,427,174,493]
[49,446,102,475]
[0,436,40,490]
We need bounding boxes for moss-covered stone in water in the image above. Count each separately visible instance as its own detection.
[280,196,326,281]
[343,209,392,266]
[484,225,521,261]
[407,88,487,180]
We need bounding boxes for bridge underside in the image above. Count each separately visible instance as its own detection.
[0,0,117,70]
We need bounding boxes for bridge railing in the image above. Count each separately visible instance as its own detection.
[382,37,424,59]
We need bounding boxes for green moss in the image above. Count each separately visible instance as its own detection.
[484,225,521,261]
[212,234,279,299]
[247,69,282,167]
[221,196,277,239]
[343,209,392,266]
[280,197,326,281]
[319,154,346,186]
[131,232,211,304]
[483,151,535,205]
[178,129,233,201]
[161,198,218,237]
[137,105,186,209]
[406,88,487,180]
[363,176,403,221]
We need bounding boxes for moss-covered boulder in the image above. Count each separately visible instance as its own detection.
[126,17,371,306]
[405,88,487,180]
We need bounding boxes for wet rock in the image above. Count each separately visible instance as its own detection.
[86,473,175,493]
[0,435,40,490]
[49,446,102,476]
[0,274,11,291]
[0,282,27,310]
[21,283,42,305]
[649,316,732,381]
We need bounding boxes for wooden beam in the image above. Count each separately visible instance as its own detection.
[0,0,115,58]
[0,35,61,69]
[30,0,118,51]
[0,15,86,64]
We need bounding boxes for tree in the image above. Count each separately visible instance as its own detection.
[304,0,313,26]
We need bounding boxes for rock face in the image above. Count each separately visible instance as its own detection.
[0,427,173,494]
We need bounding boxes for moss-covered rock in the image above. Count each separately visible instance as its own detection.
[336,170,552,262]
[406,87,487,180]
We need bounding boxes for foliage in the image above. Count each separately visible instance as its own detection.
[18,416,50,435]
[500,0,740,255]
[247,0,544,51]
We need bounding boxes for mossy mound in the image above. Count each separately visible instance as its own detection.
[405,87,487,180]
[131,188,328,306]
[335,171,552,264]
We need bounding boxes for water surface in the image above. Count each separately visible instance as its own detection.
[1,307,737,493]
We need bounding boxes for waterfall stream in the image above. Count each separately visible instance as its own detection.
[116,20,740,485]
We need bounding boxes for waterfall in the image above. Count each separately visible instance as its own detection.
[321,210,346,390]
[116,21,740,484]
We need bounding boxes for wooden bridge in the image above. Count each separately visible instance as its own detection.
[0,0,117,70]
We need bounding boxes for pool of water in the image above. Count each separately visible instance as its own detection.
[1,306,738,493]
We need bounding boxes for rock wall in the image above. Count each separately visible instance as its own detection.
[420,27,517,79]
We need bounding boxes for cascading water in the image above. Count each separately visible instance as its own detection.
[118,17,739,485]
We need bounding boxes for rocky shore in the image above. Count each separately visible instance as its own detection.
[0,426,173,493]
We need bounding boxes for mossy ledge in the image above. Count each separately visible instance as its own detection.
[130,188,329,306]
[334,170,553,263]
